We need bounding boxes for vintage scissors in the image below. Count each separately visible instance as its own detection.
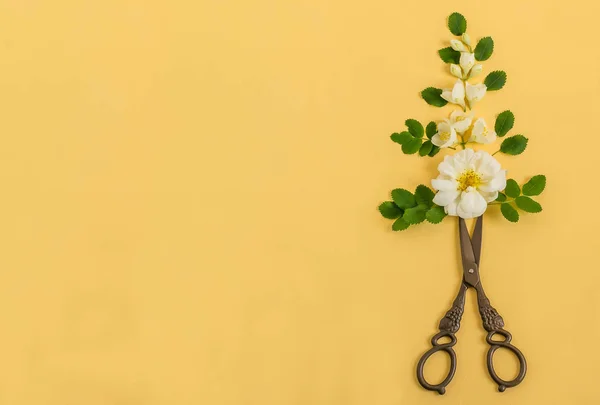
[416,216,526,394]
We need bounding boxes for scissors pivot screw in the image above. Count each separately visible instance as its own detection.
[468,268,474,273]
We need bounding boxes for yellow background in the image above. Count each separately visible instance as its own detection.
[0,0,598,404]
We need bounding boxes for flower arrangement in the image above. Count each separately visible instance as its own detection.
[379,12,546,229]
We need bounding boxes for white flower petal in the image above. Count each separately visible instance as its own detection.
[432,178,458,191]
[456,189,488,219]
[433,190,460,206]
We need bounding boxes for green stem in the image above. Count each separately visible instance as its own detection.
[492,149,500,156]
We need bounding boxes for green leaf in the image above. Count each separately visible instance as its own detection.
[504,179,521,198]
[390,131,413,145]
[402,137,423,154]
[428,145,441,157]
[484,70,507,91]
[515,196,542,213]
[426,205,447,224]
[415,185,435,206]
[474,36,494,61]
[403,205,428,225]
[501,203,519,223]
[496,192,507,202]
[392,217,410,231]
[495,110,515,137]
[438,47,461,64]
[522,175,546,196]
[426,121,437,139]
[448,12,467,36]
[378,201,403,219]
[500,135,528,155]
[421,87,448,107]
[419,140,433,156]
[391,188,416,209]
[405,119,424,138]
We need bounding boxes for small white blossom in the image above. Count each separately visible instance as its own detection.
[461,33,471,46]
[431,149,507,219]
[450,64,462,78]
[431,120,458,148]
[470,118,497,144]
[469,64,483,78]
[449,110,473,134]
[441,79,466,109]
[459,52,475,75]
[465,82,487,105]
[450,39,467,52]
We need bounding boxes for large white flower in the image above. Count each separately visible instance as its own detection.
[441,79,465,109]
[465,82,486,105]
[448,110,473,134]
[470,118,497,144]
[431,149,507,219]
[431,120,457,148]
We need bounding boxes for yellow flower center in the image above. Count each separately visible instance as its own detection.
[457,169,482,191]
[439,131,451,141]
[455,116,466,122]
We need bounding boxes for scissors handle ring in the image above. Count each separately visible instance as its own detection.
[486,329,527,392]
[416,331,457,395]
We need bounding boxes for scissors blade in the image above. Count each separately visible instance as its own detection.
[459,217,480,286]
[472,215,483,265]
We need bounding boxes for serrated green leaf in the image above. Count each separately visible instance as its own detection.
[421,87,448,107]
[500,135,528,155]
[419,140,433,156]
[426,121,437,139]
[378,201,403,219]
[495,110,515,137]
[522,175,546,196]
[501,203,519,223]
[505,179,521,198]
[391,189,416,209]
[403,205,428,224]
[448,12,467,36]
[515,196,542,213]
[415,185,435,206]
[426,205,447,224]
[495,192,507,202]
[392,217,410,231]
[484,70,507,91]
[429,145,441,157]
[390,131,413,145]
[438,47,461,64]
[402,137,423,154]
[474,36,494,61]
[405,119,424,138]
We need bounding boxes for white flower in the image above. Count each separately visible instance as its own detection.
[448,110,473,134]
[450,64,462,78]
[461,33,471,46]
[431,149,507,219]
[469,64,483,78]
[465,82,486,105]
[450,39,467,52]
[459,52,475,75]
[431,120,457,148]
[441,79,465,109]
[470,118,497,144]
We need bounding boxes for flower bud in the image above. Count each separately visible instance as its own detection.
[450,39,466,52]
[469,64,483,78]
[461,33,471,46]
[450,64,462,78]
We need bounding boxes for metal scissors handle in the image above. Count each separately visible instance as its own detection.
[416,216,527,394]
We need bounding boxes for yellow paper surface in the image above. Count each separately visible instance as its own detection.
[0,0,598,403]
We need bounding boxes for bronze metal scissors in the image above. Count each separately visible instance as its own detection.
[416,216,526,394]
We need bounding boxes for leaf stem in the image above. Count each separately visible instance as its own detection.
[492,149,500,156]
